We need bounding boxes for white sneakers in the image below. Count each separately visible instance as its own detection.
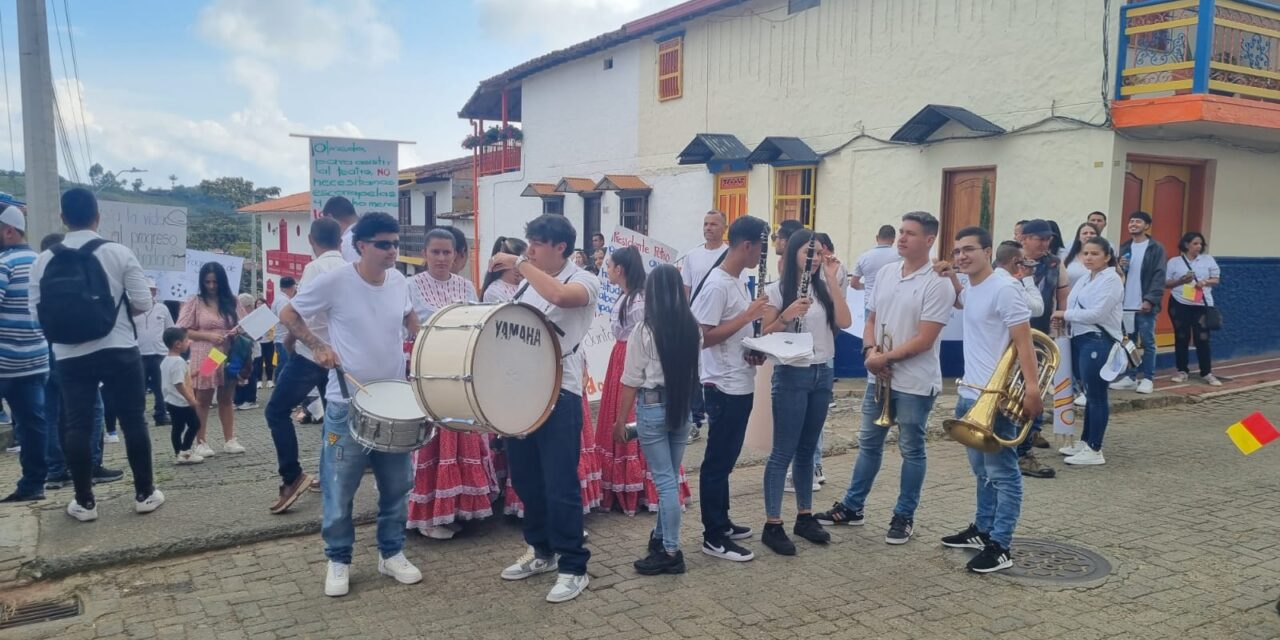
[378,552,423,585]
[194,442,216,458]
[223,438,246,454]
[1136,379,1154,394]
[546,573,589,603]
[1058,440,1088,457]
[104,433,120,444]
[136,489,166,513]
[176,450,204,465]
[67,499,98,522]
[501,546,559,580]
[418,526,456,540]
[325,561,349,597]
[326,553,423,597]
[1064,447,1106,466]
[1073,393,1087,407]
[1109,377,1137,391]
[1204,374,1222,387]
[783,473,820,493]
[1170,371,1189,383]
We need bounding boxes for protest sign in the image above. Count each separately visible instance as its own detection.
[307,136,399,219]
[98,200,187,271]
[148,249,245,302]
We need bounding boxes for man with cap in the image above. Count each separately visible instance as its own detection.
[1012,219,1069,480]
[0,207,52,502]
[135,277,174,426]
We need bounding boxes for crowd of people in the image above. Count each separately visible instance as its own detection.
[0,188,1226,603]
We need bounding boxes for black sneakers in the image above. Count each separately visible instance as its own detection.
[634,549,686,575]
[724,522,753,540]
[792,514,830,544]
[814,502,864,526]
[701,538,754,562]
[967,541,1013,573]
[647,535,663,554]
[44,472,72,491]
[92,466,124,484]
[941,523,990,550]
[761,523,796,555]
[885,514,914,545]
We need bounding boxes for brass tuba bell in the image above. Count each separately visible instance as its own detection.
[943,330,1060,454]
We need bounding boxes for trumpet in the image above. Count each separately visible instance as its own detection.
[873,324,895,428]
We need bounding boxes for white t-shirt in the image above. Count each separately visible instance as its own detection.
[515,262,600,394]
[287,264,413,403]
[690,268,756,395]
[681,244,749,295]
[958,272,1032,400]
[1166,254,1219,306]
[868,261,956,395]
[1122,239,1149,310]
[136,304,174,356]
[765,279,836,365]
[341,227,360,263]
[294,250,348,363]
[161,354,190,407]
[853,245,900,298]
[1065,258,1089,288]
[271,292,292,343]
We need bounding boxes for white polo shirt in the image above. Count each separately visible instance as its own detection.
[867,260,956,396]
[691,268,756,395]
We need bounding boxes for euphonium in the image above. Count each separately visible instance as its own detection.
[943,329,1060,453]
[873,325,894,428]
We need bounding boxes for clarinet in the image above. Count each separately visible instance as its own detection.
[794,236,816,332]
[753,227,769,338]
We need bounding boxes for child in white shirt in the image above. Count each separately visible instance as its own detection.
[161,328,204,464]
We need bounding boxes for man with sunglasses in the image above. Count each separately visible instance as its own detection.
[279,212,423,598]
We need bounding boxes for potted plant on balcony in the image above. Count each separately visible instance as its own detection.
[483,126,502,146]
[461,134,484,150]
[500,124,523,143]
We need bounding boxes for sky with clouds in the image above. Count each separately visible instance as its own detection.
[0,0,685,194]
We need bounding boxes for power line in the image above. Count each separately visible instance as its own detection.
[62,0,91,169]
[0,8,15,171]
[47,0,88,174]
[52,94,79,183]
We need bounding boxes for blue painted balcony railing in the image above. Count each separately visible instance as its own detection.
[1118,0,1280,102]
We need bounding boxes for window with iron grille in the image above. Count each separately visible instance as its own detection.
[542,198,564,215]
[398,192,411,226]
[657,37,683,102]
[621,196,649,235]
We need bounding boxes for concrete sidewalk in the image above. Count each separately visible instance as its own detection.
[0,354,1275,591]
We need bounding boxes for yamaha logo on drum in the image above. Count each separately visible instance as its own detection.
[494,320,542,347]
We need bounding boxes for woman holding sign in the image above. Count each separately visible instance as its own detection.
[1164,232,1221,386]
[177,262,246,457]
[597,247,692,515]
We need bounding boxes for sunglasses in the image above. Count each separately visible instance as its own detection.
[367,240,399,250]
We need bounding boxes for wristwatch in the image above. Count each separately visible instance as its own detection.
[513,255,529,272]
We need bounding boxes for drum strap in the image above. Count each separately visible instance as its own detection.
[515,271,580,358]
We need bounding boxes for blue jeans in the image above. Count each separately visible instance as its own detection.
[320,401,413,564]
[764,364,833,518]
[1015,415,1044,457]
[955,396,1023,548]
[265,354,329,485]
[635,396,690,552]
[274,344,291,382]
[507,390,590,575]
[143,355,167,422]
[1125,311,1157,380]
[1073,333,1112,451]
[2,374,49,496]
[840,384,936,519]
[699,386,754,542]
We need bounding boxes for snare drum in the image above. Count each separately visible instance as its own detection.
[410,302,562,437]
[349,379,436,453]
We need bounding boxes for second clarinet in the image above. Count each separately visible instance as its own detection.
[794,236,817,332]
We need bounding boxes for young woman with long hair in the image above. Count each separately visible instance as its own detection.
[178,262,244,456]
[597,247,692,514]
[1053,236,1124,467]
[615,264,702,574]
[481,236,528,303]
[405,229,494,540]
[1063,222,1100,288]
[758,229,852,555]
[1164,231,1221,386]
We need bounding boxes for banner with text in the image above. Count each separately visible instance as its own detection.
[147,249,245,302]
[98,201,187,272]
[308,137,399,219]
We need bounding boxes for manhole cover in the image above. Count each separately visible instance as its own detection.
[950,538,1112,586]
[0,596,81,630]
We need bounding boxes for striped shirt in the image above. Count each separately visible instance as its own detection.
[0,244,49,377]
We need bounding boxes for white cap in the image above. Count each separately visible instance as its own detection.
[0,206,25,233]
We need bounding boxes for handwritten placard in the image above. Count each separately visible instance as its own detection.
[98,201,187,271]
[147,249,245,302]
[596,226,680,315]
[308,137,399,219]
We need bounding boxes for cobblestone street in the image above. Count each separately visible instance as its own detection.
[0,387,1277,639]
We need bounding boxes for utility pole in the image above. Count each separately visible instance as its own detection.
[17,0,59,244]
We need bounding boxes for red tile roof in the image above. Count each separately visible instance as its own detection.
[555,177,598,193]
[238,191,310,214]
[594,175,651,191]
[521,183,559,197]
[401,155,473,179]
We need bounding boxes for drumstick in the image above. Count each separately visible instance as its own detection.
[343,372,368,395]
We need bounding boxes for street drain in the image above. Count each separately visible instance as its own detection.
[0,596,82,630]
[951,538,1113,586]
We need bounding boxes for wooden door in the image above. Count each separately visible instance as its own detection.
[940,168,996,258]
[582,195,601,250]
[1124,161,1194,347]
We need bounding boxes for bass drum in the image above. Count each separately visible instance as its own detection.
[410,302,562,437]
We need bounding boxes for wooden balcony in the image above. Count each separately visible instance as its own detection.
[476,144,521,177]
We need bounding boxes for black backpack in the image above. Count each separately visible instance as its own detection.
[37,239,130,344]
